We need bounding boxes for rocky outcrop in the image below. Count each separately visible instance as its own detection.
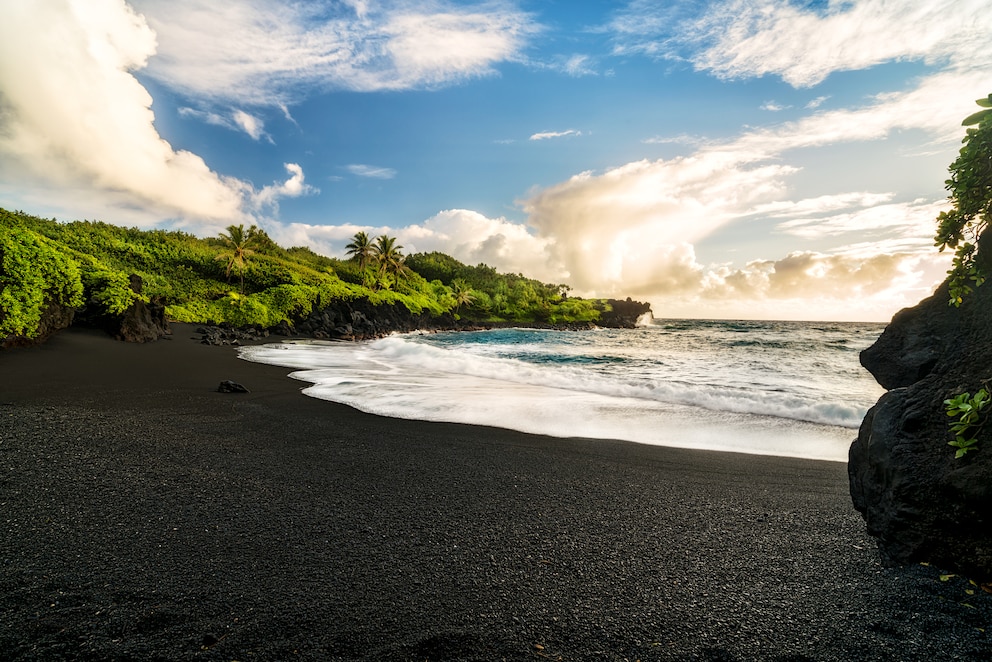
[599,298,653,328]
[78,275,171,343]
[0,299,76,349]
[850,276,992,579]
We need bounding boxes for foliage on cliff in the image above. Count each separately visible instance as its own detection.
[0,212,84,337]
[0,208,605,332]
[935,93,992,306]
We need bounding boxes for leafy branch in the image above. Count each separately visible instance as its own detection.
[934,94,992,307]
[944,387,990,458]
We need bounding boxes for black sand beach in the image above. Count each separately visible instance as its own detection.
[2,325,990,661]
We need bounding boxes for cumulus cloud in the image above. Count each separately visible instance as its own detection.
[529,129,582,141]
[522,153,795,294]
[0,0,247,226]
[345,164,398,179]
[253,163,317,210]
[269,209,559,281]
[131,0,537,107]
[610,0,990,87]
[513,68,980,318]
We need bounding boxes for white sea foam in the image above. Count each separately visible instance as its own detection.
[240,322,884,462]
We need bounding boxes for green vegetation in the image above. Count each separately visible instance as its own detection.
[0,214,84,337]
[935,94,992,306]
[944,387,990,459]
[0,209,611,336]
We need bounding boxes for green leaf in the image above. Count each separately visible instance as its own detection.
[962,108,992,126]
[977,95,992,108]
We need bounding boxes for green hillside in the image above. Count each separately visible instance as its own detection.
[0,208,605,339]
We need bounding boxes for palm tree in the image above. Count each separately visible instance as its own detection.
[451,279,475,312]
[345,231,374,270]
[216,224,260,293]
[372,234,406,280]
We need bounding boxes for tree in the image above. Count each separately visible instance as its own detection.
[345,231,374,270]
[450,278,475,312]
[372,234,406,280]
[935,94,992,306]
[217,224,260,293]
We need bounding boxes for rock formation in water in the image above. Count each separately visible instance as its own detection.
[850,254,992,579]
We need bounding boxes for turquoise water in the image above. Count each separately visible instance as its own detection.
[241,319,886,462]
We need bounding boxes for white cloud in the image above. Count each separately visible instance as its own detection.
[514,68,985,319]
[642,133,705,146]
[774,198,946,244]
[760,101,789,112]
[806,96,829,110]
[530,129,582,141]
[179,106,271,142]
[131,0,537,106]
[0,0,247,226]
[253,163,317,210]
[269,209,559,282]
[522,154,796,294]
[675,249,951,321]
[611,0,991,88]
[345,164,398,179]
[232,110,269,142]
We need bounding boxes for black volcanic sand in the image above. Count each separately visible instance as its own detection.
[2,325,990,661]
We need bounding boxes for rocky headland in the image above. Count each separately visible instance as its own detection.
[850,253,992,579]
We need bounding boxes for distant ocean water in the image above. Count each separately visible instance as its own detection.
[240,318,887,462]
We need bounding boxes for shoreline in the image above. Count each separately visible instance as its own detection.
[2,325,990,659]
[239,329,861,464]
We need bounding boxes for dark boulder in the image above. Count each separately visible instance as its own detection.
[851,274,992,579]
[217,380,250,394]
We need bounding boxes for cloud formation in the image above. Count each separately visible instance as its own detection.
[270,209,558,282]
[179,107,271,142]
[0,0,247,225]
[530,129,582,141]
[253,163,317,210]
[345,164,398,179]
[132,0,536,107]
[611,0,991,87]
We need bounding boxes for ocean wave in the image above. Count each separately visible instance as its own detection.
[244,335,870,429]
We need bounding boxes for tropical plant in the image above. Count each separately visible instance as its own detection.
[345,231,374,270]
[216,224,261,293]
[945,387,990,458]
[372,234,406,280]
[934,94,992,306]
[450,279,475,312]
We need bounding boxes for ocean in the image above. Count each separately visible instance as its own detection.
[240,318,887,462]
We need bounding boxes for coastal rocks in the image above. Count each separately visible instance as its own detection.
[0,298,76,349]
[217,380,250,393]
[78,274,171,343]
[197,326,270,346]
[599,298,653,328]
[850,276,992,579]
[292,299,458,340]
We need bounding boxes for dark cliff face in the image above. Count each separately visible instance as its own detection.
[851,276,992,579]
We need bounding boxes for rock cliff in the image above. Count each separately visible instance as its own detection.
[850,263,992,579]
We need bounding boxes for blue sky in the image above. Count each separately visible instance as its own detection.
[1,0,990,321]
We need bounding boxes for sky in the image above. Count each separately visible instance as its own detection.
[1,1,991,322]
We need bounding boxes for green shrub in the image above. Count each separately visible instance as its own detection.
[0,222,84,337]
